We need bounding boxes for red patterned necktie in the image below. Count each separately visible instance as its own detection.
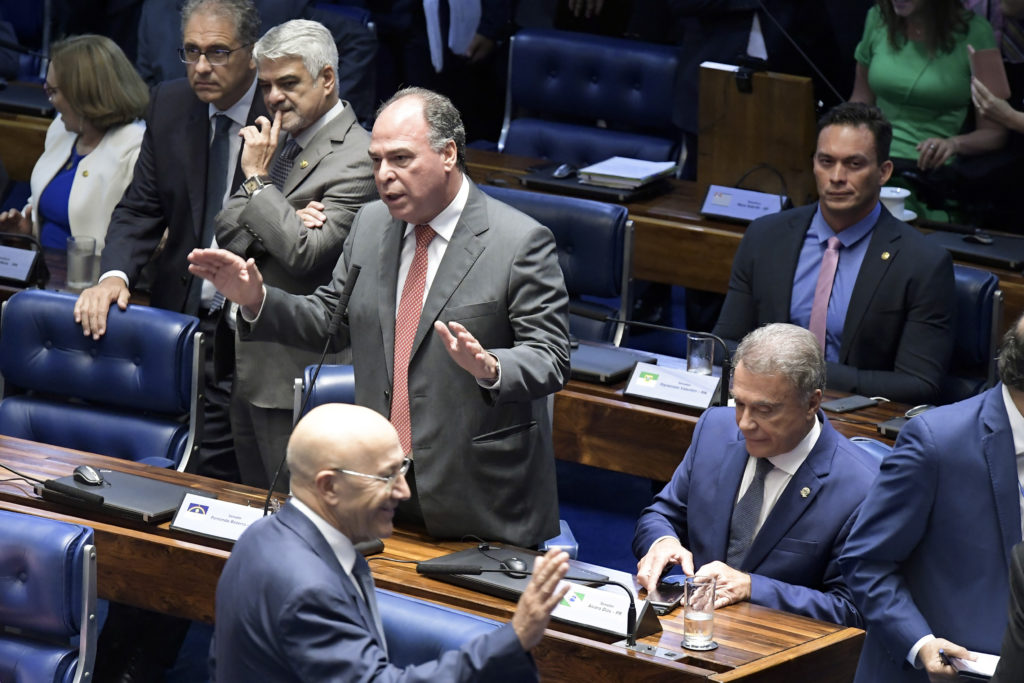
[391,224,436,455]
[808,236,841,351]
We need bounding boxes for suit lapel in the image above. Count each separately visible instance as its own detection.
[743,418,832,570]
[282,106,357,195]
[185,104,209,240]
[411,182,488,359]
[379,218,402,380]
[276,504,384,649]
[840,213,899,362]
[710,437,751,562]
[980,387,1024,565]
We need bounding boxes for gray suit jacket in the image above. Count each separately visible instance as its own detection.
[243,180,570,546]
[217,104,376,409]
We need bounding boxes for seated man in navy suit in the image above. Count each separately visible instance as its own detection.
[213,403,570,681]
[634,323,877,627]
[712,102,954,405]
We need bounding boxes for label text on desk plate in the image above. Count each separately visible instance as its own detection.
[0,245,36,281]
[625,362,719,410]
[552,582,634,636]
[171,493,264,542]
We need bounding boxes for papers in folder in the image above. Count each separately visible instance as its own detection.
[578,157,677,190]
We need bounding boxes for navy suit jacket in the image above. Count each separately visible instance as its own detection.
[993,542,1024,683]
[212,502,537,682]
[712,203,955,404]
[632,407,878,627]
[101,78,268,315]
[840,386,1022,682]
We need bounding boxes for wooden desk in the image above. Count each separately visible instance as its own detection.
[0,107,49,182]
[0,441,862,682]
[466,148,1024,335]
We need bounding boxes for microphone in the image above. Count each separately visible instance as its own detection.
[569,306,732,407]
[755,0,845,105]
[0,462,105,506]
[262,264,362,515]
[415,562,640,647]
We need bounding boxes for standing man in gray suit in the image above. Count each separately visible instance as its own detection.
[190,87,570,548]
[216,18,376,489]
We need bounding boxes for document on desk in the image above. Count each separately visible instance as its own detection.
[950,651,999,679]
[624,361,720,410]
[170,493,264,542]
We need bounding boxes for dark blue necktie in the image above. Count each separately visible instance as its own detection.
[352,554,387,653]
[269,138,301,190]
[726,457,774,567]
[203,114,232,247]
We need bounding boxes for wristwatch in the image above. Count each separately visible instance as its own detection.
[242,174,272,198]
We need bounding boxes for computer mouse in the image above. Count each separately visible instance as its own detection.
[502,556,529,578]
[73,464,105,486]
[552,163,577,179]
[962,233,994,245]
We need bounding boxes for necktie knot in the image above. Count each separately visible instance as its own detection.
[414,224,435,249]
[753,456,774,480]
[212,113,231,137]
[826,236,841,252]
[280,138,301,161]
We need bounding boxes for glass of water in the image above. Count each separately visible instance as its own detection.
[686,334,713,375]
[682,575,716,650]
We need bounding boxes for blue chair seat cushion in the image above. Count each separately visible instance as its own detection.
[504,119,677,167]
[0,638,76,683]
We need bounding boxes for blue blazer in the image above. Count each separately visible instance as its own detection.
[633,407,878,627]
[840,386,1021,682]
[212,502,536,682]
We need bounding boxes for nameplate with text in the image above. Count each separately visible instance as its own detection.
[170,493,264,542]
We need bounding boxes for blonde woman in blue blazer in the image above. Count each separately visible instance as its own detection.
[0,35,147,252]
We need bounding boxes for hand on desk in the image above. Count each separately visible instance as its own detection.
[636,537,694,592]
[187,248,265,315]
[512,549,570,650]
[75,277,130,340]
[0,205,31,234]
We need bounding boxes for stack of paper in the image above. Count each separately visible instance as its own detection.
[578,157,677,190]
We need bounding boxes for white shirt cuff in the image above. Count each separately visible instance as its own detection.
[909,634,935,668]
[99,271,129,288]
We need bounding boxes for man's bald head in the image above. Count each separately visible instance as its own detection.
[287,404,409,541]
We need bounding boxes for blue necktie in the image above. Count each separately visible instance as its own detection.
[352,554,387,653]
[726,457,774,568]
[203,114,231,247]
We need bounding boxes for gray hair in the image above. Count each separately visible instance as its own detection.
[181,0,261,47]
[253,19,338,88]
[377,87,467,172]
[998,315,1024,391]
[733,323,826,400]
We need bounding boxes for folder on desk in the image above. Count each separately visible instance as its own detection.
[37,469,208,523]
[570,343,658,385]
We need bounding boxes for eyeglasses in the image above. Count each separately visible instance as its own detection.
[331,457,411,493]
[177,43,252,66]
[43,83,59,101]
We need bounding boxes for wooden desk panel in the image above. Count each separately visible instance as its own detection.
[0,111,49,182]
[0,440,862,681]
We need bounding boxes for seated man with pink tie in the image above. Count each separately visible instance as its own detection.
[712,102,955,405]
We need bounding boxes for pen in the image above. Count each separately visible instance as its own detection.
[938,648,952,667]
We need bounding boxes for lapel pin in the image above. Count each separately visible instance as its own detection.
[800,486,810,498]
[300,160,309,169]
[881,251,891,261]
[82,170,89,177]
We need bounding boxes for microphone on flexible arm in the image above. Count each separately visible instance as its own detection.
[415,562,641,647]
[262,265,362,515]
[568,304,732,407]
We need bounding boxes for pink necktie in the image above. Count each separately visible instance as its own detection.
[808,236,841,351]
[391,225,435,455]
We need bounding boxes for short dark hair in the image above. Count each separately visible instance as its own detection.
[377,87,466,173]
[998,316,1024,391]
[181,0,261,47]
[817,101,893,164]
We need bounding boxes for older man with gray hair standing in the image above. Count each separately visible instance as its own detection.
[215,18,376,490]
[634,323,877,627]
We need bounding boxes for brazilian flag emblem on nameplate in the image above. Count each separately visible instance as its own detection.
[560,591,586,608]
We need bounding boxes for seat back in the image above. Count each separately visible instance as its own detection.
[377,589,501,668]
[294,363,356,424]
[499,28,682,167]
[481,185,632,345]
[0,509,97,683]
[849,436,893,464]
[0,290,204,470]
[940,264,1002,403]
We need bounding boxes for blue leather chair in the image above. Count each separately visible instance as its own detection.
[377,589,502,667]
[0,289,204,471]
[295,363,579,558]
[849,436,892,464]
[940,264,1002,404]
[497,28,683,168]
[481,184,633,345]
[0,509,97,683]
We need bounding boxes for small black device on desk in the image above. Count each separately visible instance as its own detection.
[646,581,686,615]
[822,395,878,413]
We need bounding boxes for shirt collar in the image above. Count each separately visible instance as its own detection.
[811,201,881,249]
[766,417,821,476]
[1002,384,1024,457]
[403,173,468,243]
[288,496,358,576]
[208,76,258,129]
[291,99,344,149]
